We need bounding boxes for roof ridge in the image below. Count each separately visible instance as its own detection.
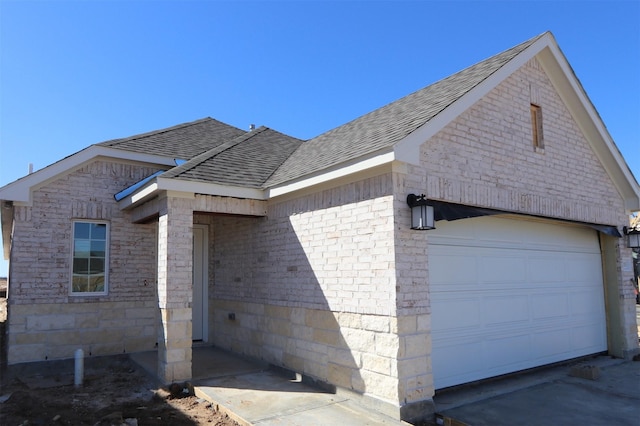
[260,129,306,187]
[98,117,242,147]
[162,127,269,179]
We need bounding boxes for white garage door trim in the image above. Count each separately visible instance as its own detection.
[429,215,607,390]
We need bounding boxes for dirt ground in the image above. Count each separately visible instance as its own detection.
[0,297,239,426]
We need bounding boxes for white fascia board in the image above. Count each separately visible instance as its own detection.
[157,178,266,200]
[394,35,552,165]
[118,178,267,210]
[537,41,640,211]
[0,145,176,203]
[117,182,160,210]
[267,151,395,198]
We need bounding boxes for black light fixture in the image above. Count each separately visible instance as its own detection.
[406,194,435,230]
[623,226,640,249]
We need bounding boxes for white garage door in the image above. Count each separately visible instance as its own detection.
[429,215,607,390]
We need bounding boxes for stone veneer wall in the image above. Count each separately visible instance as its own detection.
[206,174,415,417]
[7,160,160,364]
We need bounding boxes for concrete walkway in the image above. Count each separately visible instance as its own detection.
[131,346,407,425]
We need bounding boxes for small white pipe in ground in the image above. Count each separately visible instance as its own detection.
[74,349,84,387]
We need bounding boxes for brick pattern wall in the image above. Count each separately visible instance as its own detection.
[8,160,160,363]
[212,174,396,315]
[423,58,626,226]
[156,195,194,382]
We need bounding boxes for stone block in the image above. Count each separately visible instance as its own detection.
[342,328,375,352]
[265,304,291,319]
[27,314,75,331]
[402,333,429,358]
[395,315,417,334]
[8,343,47,364]
[313,329,339,346]
[569,364,600,380]
[328,347,360,368]
[375,333,400,358]
[328,363,354,388]
[361,315,390,332]
[14,332,47,345]
[75,313,99,329]
[306,309,339,330]
[283,352,305,372]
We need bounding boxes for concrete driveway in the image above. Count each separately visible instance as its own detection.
[434,357,640,426]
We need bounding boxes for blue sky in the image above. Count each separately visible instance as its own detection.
[0,0,638,276]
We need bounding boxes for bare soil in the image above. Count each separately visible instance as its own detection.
[0,297,239,425]
[0,356,241,426]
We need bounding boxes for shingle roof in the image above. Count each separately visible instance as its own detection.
[98,117,246,159]
[161,126,304,188]
[265,33,545,187]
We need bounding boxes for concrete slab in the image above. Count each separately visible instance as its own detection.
[129,346,268,381]
[436,359,640,426]
[131,346,407,425]
[195,370,405,426]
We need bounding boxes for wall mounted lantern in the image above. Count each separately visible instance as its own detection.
[407,194,435,230]
[623,226,640,249]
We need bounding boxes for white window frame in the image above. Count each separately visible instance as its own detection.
[70,220,109,296]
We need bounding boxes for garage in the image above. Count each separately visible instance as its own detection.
[429,215,607,390]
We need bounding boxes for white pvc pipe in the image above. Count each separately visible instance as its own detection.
[74,349,84,387]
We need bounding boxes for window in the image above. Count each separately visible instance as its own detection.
[71,221,108,294]
[530,104,544,151]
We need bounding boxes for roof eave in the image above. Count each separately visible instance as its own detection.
[0,145,177,204]
[395,33,552,165]
[118,176,267,210]
[536,40,640,212]
[267,150,396,198]
[393,32,640,212]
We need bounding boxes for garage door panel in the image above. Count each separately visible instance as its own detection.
[484,295,529,325]
[566,254,604,283]
[532,328,573,358]
[531,293,570,320]
[430,253,478,286]
[430,216,607,390]
[571,324,607,352]
[431,297,482,331]
[527,256,566,283]
[484,334,532,370]
[479,254,526,284]
[431,339,486,379]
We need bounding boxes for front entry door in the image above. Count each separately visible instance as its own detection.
[192,225,208,341]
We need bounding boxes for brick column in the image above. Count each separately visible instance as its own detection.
[157,195,194,383]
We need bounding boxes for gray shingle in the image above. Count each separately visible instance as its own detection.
[98,117,246,159]
[161,127,304,188]
[265,33,545,187]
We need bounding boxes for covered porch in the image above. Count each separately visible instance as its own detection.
[121,190,267,384]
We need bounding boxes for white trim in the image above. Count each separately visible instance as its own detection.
[193,224,209,342]
[268,151,396,198]
[118,177,267,210]
[157,178,266,200]
[0,145,176,204]
[536,42,640,211]
[394,32,639,211]
[69,219,110,297]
